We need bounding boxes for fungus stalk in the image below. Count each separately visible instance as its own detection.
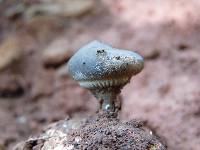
[91,87,121,111]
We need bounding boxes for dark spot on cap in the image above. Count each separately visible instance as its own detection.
[115,56,120,60]
[96,49,107,57]
[97,49,105,53]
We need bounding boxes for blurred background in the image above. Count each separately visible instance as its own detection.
[0,0,200,149]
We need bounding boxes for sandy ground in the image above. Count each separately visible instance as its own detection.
[0,0,200,149]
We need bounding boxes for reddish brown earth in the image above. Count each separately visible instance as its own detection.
[14,112,166,150]
[0,0,200,149]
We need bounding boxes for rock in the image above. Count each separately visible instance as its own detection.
[42,37,73,67]
[5,3,26,20]
[56,63,69,78]
[26,0,94,19]
[143,49,160,60]
[24,16,64,42]
[0,76,24,98]
[0,34,23,71]
[15,112,167,150]
[14,115,87,150]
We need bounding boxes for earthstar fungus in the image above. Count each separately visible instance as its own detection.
[68,41,144,112]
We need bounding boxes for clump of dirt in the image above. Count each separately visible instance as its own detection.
[16,112,166,150]
[66,112,166,150]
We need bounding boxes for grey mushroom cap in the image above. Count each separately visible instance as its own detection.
[68,40,144,89]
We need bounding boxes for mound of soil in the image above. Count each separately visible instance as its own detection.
[15,112,166,150]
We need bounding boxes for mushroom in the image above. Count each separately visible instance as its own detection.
[68,41,144,112]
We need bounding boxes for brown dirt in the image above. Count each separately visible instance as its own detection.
[65,112,166,150]
[14,112,166,150]
[0,0,200,149]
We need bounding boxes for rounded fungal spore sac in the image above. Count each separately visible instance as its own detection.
[68,40,144,112]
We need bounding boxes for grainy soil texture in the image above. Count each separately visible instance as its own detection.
[0,0,200,150]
